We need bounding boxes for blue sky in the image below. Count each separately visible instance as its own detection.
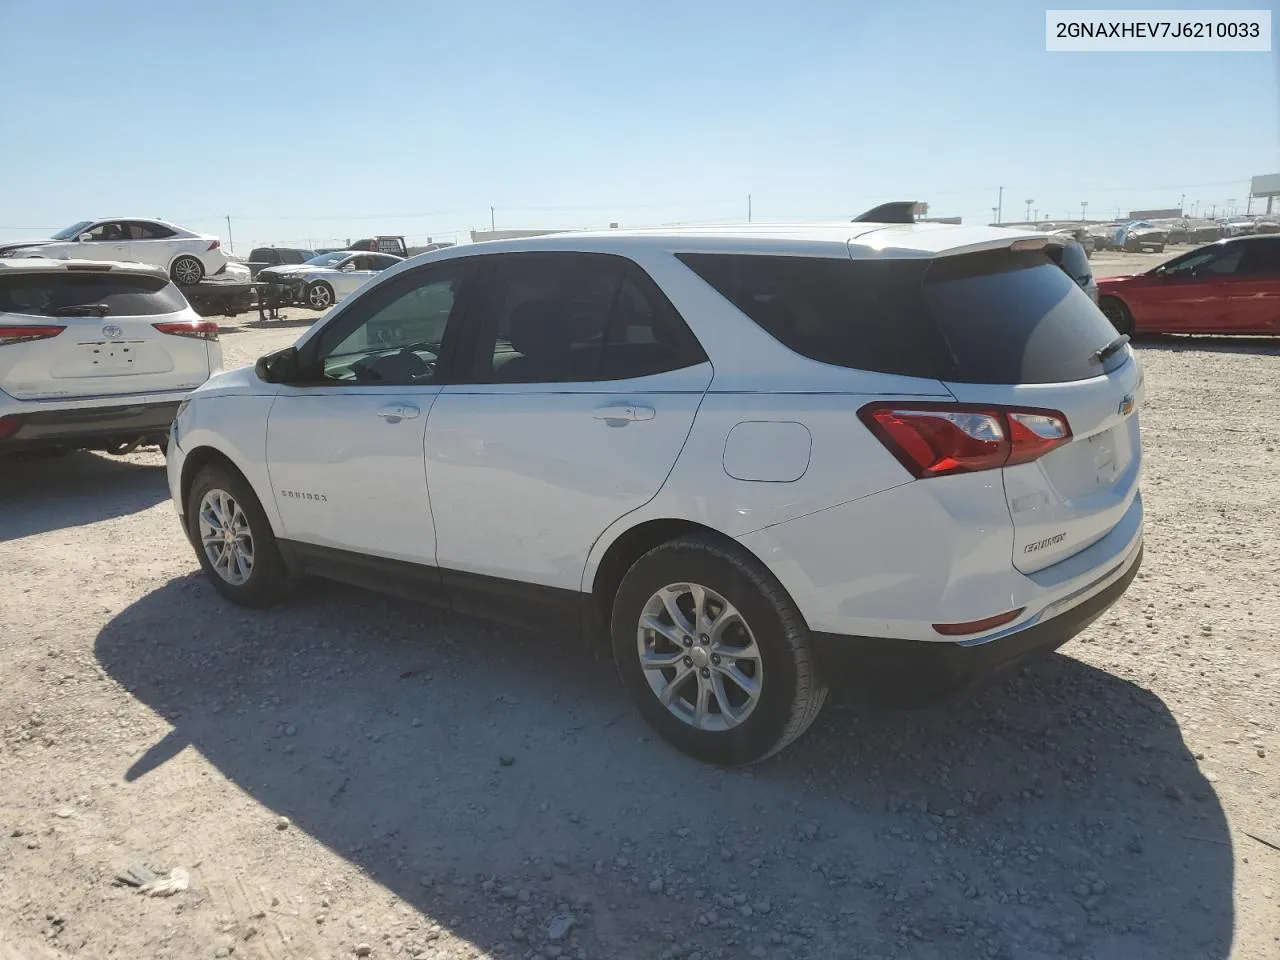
[0,0,1276,251]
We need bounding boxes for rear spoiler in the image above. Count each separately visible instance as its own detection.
[852,201,928,223]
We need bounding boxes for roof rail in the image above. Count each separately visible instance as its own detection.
[852,201,928,224]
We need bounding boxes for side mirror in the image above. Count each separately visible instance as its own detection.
[255,346,312,385]
[78,233,93,243]
[341,262,356,273]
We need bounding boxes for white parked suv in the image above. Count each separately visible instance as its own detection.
[166,223,1144,764]
[0,219,230,286]
[0,259,222,456]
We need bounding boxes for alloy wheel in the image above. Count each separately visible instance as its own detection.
[636,582,763,732]
[308,284,333,309]
[198,488,255,586]
[173,257,203,285]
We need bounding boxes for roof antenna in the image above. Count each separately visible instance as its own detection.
[852,201,927,224]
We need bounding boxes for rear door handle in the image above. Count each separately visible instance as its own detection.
[593,402,655,423]
[376,403,420,422]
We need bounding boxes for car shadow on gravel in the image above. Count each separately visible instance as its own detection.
[0,450,168,541]
[95,577,1233,960]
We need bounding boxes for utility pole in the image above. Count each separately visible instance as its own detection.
[748,194,752,223]
[1179,193,1186,215]
[996,186,1003,225]
[1033,208,1038,223]
[1080,201,1088,223]
[225,215,234,253]
[991,206,998,225]
[1024,198,1033,221]
[490,206,495,231]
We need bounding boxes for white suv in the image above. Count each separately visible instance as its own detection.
[0,259,222,456]
[166,223,1144,764]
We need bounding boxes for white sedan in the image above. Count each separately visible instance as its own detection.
[256,251,405,310]
[0,219,230,286]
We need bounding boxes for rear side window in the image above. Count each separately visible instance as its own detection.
[279,249,308,265]
[467,252,706,384]
[678,250,1120,385]
[0,273,188,317]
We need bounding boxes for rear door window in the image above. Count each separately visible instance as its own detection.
[0,272,189,317]
[678,249,1121,385]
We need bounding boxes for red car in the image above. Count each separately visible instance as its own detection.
[1097,236,1280,335]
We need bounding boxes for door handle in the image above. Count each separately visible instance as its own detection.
[376,403,420,423]
[593,402,655,423]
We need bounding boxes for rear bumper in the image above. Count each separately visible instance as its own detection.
[814,541,1142,694]
[0,399,180,451]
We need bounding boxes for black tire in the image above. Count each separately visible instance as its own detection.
[186,463,294,607]
[610,535,827,765]
[306,281,335,311]
[170,255,205,286]
[1099,296,1133,336]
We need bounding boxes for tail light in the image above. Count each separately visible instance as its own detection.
[859,402,1071,479]
[0,324,65,346]
[0,414,23,439]
[153,320,219,341]
[207,239,221,251]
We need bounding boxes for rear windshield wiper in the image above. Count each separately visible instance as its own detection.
[1092,334,1129,364]
[49,303,110,317]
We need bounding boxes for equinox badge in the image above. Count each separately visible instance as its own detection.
[1117,393,1135,416]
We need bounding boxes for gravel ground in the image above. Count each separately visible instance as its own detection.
[1,250,1277,960]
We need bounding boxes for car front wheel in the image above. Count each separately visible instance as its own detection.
[307,281,335,310]
[611,535,827,765]
[1099,296,1133,336]
[187,464,294,607]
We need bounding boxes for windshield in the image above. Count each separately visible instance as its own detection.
[304,252,350,267]
[49,220,95,241]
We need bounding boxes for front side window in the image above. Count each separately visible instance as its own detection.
[1161,244,1244,277]
[468,253,705,384]
[314,264,464,386]
[83,222,128,242]
[305,252,350,268]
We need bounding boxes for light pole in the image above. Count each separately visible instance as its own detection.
[991,206,998,225]
[1025,198,1033,221]
[1080,201,1088,223]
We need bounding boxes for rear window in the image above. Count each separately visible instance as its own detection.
[677,250,1121,385]
[0,272,189,318]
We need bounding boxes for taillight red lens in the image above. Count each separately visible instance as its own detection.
[153,320,219,341]
[859,402,1071,478]
[207,239,221,251]
[0,414,23,439]
[0,325,65,346]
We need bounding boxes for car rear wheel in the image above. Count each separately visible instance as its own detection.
[307,281,335,310]
[1099,297,1133,336]
[610,535,827,765]
[171,255,204,286]
[187,464,294,607]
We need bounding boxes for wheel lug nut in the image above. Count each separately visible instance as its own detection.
[700,667,710,678]
[683,656,693,667]
[699,634,710,645]
[711,654,720,665]
[682,636,692,647]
